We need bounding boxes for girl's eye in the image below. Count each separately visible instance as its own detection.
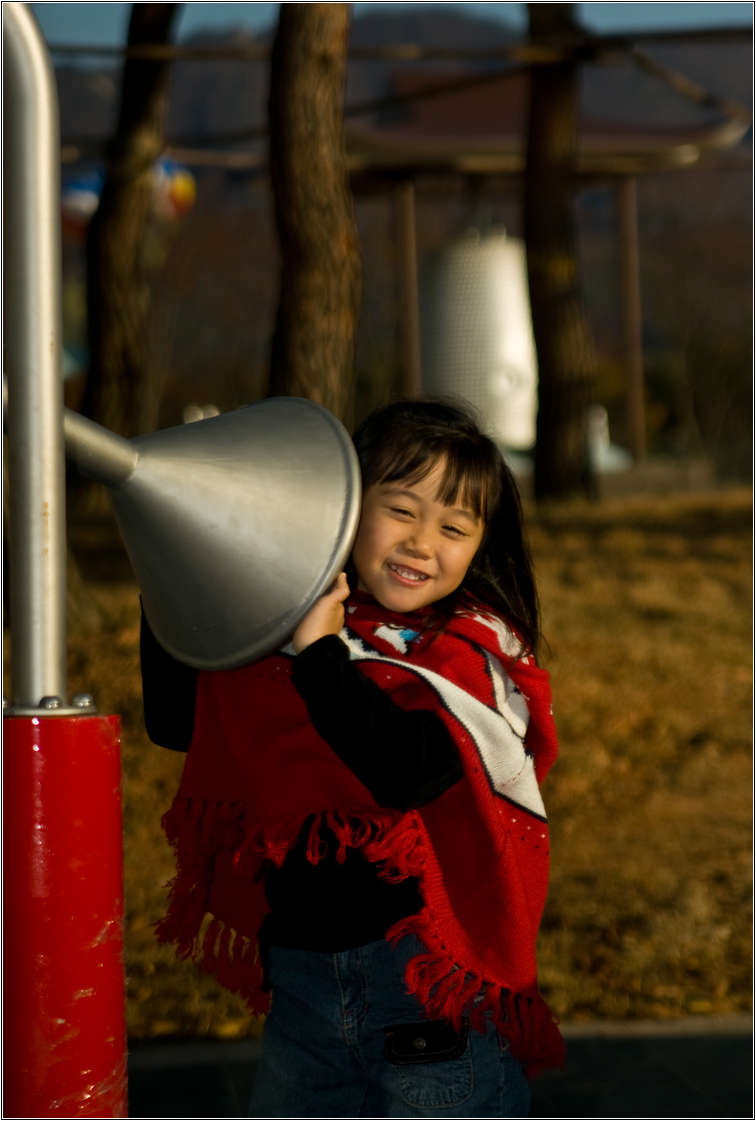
[389,506,413,517]
[443,525,466,537]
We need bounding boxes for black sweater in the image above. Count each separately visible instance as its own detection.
[140,613,463,950]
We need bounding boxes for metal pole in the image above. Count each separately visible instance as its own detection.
[3,7,128,1116]
[4,713,127,1118]
[63,407,138,487]
[3,0,67,708]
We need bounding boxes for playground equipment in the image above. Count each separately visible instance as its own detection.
[3,5,360,1116]
[63,398,360,671]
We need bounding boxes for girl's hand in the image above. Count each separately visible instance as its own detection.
[292,572,350,654]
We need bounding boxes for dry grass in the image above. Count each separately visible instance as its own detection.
[10,486,751,1038]
[529,489,752,1022]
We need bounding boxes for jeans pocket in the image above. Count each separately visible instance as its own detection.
[385,1020,474,1108]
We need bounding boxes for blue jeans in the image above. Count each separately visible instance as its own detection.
[249,935,531,1118]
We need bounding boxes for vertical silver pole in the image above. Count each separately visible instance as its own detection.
[3,2,68,708]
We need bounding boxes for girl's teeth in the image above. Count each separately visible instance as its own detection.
[390,564,427,582]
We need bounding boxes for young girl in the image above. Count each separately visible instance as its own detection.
[141,398,564,1118]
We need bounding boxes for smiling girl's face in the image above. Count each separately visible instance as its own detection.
[351,457,485,614]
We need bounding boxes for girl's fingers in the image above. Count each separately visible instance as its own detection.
[291,574,348,653]
[328,572,350,601]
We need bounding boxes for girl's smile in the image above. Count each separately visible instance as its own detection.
[386,562,429,585]
[351,458,485,613]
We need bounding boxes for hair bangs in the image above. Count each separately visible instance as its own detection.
[369,436,498,522]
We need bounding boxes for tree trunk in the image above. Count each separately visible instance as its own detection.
[267,3,362,423]
[524,4,596,501]
[83,4,179,440]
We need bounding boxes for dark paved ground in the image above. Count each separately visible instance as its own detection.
[127,1014,752,1118]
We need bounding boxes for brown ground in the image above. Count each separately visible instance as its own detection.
[8,486,751,1039]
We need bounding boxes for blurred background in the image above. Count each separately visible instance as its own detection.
[18,1,752,1044]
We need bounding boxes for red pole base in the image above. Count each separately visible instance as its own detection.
[3,713,128,1118]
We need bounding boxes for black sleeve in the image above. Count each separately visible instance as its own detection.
[291,635,463,811]
[139,607,198,752]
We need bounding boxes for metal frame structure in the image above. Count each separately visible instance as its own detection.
[3,14,361,1114]
[3,5,128,1116]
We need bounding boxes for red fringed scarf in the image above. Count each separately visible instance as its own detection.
[156,592,565,1077]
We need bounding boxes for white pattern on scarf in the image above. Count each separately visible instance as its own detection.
[340,627,546,821]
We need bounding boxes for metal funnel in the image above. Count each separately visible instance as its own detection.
[64,398,361,669]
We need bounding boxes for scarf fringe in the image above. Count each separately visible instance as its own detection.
[160,796,422,878]
[386,910,565,1078]
[197,917,267,1009]
[154,798,420,994]
[156,795,564,1077]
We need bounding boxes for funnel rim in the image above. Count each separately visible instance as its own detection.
[137,397,362,671]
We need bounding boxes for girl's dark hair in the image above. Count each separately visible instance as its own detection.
[351,398,541,659]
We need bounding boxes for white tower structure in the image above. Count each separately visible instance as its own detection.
[420,229,538,451]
